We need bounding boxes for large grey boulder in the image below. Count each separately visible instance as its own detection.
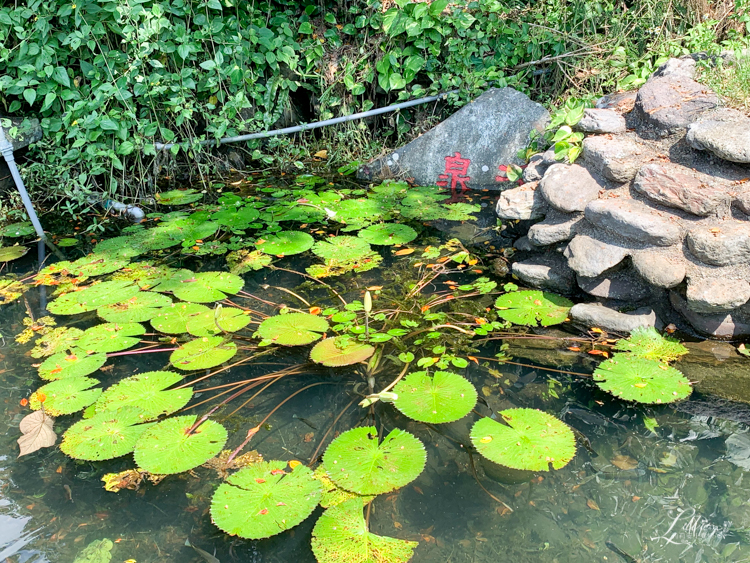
[686,108,750,164]
[569,303,658,333]
[538,163,605,213]
[635,75,719,134]
[585,199,683,246]
[511,254,576,294]
[631,247,686,288]
[577,269,652,301]
[733,182,750,215]
[495,182,546,220]
[357,88,549,190]
[686,222,750,266]
[582,136,653,183]
[671,291,750,338]
[686,276,750,313]
[651,57,696,80]
[596,91,637,114]
[575,108,626,134]
[527,210,583,246]
[563,234,629,277]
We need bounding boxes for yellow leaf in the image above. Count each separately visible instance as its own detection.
[288,460,301,469]
[590,327,603,333]
[587,499,600,510]
[394,248,415,256]
[313,150,328,159]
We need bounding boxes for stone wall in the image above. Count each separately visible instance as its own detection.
[496,57,750,338]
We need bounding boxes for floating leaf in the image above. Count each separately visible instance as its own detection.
[134,415,227,474]
[210,461,321,539]
[69,253,130,277]
[227,249,273,274]
[77,322,146,353]
[311,498,418,563]
[61,406,154,461]
[256,313,329,346]
[47,280,140,315]
[152,271,243,303]
[358,224,417,246]
[494,290,572,327]
[306,252,383,278]
[470,409,576,471]
[310,337,375,367]
[0,222,35,237]
[93,236,146,259]
[592,354,692,404]
[323,426,426,495]
[393,371,477,424]
[0,278,28,304]
[30,327,84,358]
[17,410,57,457]
[151,302,210,334]
[97,291,173,323]
[155,217,219,243]
[255,231,314,256]
[312,236,371,261]
[38,349,107,380]
[211,206,260,230]
[313,467,375,508]
[155,189,204,205]
[613,327,688,363]
[186,306,252,337]
[72,539,113,563]
[57,238,79,247]
[30,377,102,416]
[170,336,237,370]
[131,228,183,251]
[94,371,192,419]
[0,246,29,262]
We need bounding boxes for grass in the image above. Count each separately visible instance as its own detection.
[698,50,750,115]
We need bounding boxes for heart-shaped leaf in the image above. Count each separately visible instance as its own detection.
[17,410,57,457]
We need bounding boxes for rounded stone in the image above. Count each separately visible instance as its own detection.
[686,222,750,267]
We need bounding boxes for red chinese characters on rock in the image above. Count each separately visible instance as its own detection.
[436,152,471,197]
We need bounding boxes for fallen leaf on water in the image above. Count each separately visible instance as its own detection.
[632,496,641,502]
[394,522,402,529]
[611,455,638,470]
[568,346,580,352]
[586,499,600,510]
[288,460,301,469]
[308,306,322,315]
[17,410,57,457]
[367,286,383,291]
[394,248,414,256]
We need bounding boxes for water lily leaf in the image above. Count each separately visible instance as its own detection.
[17,410,57,457]
[494,290,572,327]
[30,327,84,358]
[442,202,481,221]
[323,426,426,495]
[393,371,477,424]
[152,271,243,303]
[255,231,314,256]
[330,199,391,225]
[0,222,35,237]
[399,202,450,221]
[210,461,321,539]
[256,313,329,346]
[57,238,79,247]
[47,280,141,315]
[155,189,204,205]
[0,278,28,304]
[0,246,29,262]
[131,228,183,251]
[313,467,375,508]
[310,337,375,366]
[69,253,130,277]
[77,322,146,353]
[470,409,577,471]
[134,415,227,474]
[111,262,177,286]
[30,376,102,416]
[38,349,107,380]
[306,252,383,278]
[211,206,260,230]
[227,249,273,274]
[613,327,688,363]
[311,498,418,563]
[151,302,210,333]
[170,336,237,370]
[72,539,113,563]
[93,236,146,259]
[357,224,417,246]
[61,406,154,461]
[186,306,252,337]
[93,371,191,419]
[593,354,692,404]
[155,218,219,243]
[97,291,173,323]
[312,236,372,262]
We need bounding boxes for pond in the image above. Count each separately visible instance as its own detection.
[1,176,750,563]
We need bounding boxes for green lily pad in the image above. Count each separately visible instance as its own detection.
[154,218,219,243]
[30,327,84,358]
[330,199,391,225]
[0,222,35,237]
[494,290,572,327]
[155,189,204,205]
[613,327,688,363]
[227,249,273,274]
[311,498,418,563]
[256,313,329,346]
[152,271,243,303]
[393,371,477,424]
[72,538,113,563]
[0,246,29,262]
[399,202,450,221]
[470,409,577,471]
[592,354,692,404]
[47,280,141,315]
[357,224,417,246]
[323,426,426,495]
[442,202,481,221]
[313,467,375,509]
[93,371,192,419]
[93,236,146,259]
[30,376,102,416]
[57,238,79,247]
[210,461,321,539]
[131,228,183,251]
[255,231,314,256]
[38,349,107,381]
[97,291,173,323]
[151,302,211,333]
[69,253,130,277]
[77,322,146,353]
[134,415,227,474]
[306,252,383,278]
[0,278,28,304]
[310,337,375,367]
[312,236,371,261]
[186,306,252,337]
[211,207,260,230]
[170,336,238,370]
[61,406,154,461]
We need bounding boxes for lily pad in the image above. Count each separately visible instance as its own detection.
[57,238,79,247]
[77,322,146,353]
[30,327,84,358]
[61,406,154,461]
[152,271,243,303]
[47,280,141,315]
[592,354,692,404]
[131,228,183,251]
[470,409,577,471]
[399,202,450,221]
[494,290,572,327]
[97,292,173,323]
[0,246,29,262]
[93,371,192,419]
[69,253,130,277]
[151,302,210,333]
[38,349,107,380]
[357,224,417,246]
[393,371,477,424]
[306,252,383,278]
[311,498,418,563]
[310,337,375,366]
[155,189,204,205]
[255,231,314,256]
[227,249,273,274]
[0,222,35,237]
[154,218,219,243]
[312,236,371,262]
[30,376,102,416]
[0,278,28,304]
[613,327,688,363]
[186,306,252,337]
[256,313,329,346]
[211,207,260,230]
[323,426,426,495]
[313,467,375,509]
[170,336,238,370]
[134,415,227,474]
[93,236,146,259]
[210,461,321,539]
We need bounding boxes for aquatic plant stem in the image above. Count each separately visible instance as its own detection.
[268,266,347,307]
[404,324,474,339]
[308,398,356,465]
[261,284,311,307]
[466,448,514,513]
[472,356,592,378]
[378,362,411,394]
[107,346,178,357]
